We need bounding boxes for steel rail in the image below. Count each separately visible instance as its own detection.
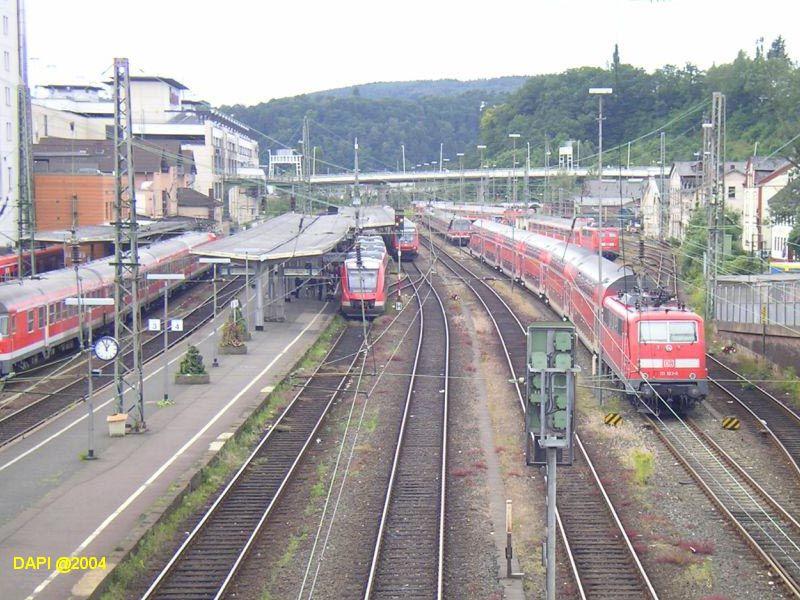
[364,262,449,599]
[649,415,800,597]
[421,232,658,599]
[142,324,365,600]
[0,276,245,448]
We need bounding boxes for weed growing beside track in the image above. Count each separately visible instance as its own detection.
[98,316,345,600]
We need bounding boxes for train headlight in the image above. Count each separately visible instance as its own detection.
[689,372,697,380]
[642,372,649,379]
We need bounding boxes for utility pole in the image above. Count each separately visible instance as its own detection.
[354,137,360,231]
[589,87,612,404]
[509,133,520,204]
[524,142,530,205]
[457,152,465,203]
[659,131,666,238]
[705,92,726,319]
[16,0,34,278]
[302,115,311,214]
[439,142,443,173]
[112,57,145,430]
[544,137,551,209]
[401,144,406,174]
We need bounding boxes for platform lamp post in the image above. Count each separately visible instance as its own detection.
[477,144,487,260]
[146,273,185,403]
[589,87,612,405]
[456,152,465,203]
[66,295,115,460]
[509,133,521,205]
[199,257,231,365]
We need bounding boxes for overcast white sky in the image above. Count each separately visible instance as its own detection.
[25,0,800,106]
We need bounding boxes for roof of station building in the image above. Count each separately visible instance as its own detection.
[192,206,394,262]
[35,220,192,243]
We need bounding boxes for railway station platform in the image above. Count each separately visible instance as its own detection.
[0,298,335,600]
[193,206,394,326]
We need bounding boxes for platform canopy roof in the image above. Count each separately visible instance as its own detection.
[35,220,191,243]
[192,206,395,262]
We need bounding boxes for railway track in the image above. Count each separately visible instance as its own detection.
[142,323,366,600]
[365,262,449,599]
[707,354,800,480]
[650,415,800,596]
[421,232,657,599]
[0,276,245,449]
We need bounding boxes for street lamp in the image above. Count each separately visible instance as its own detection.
[200,257,231,365]
[589,87,612,407]
[66,295,115,460]
[456,152,465,204]
[477,144,488,259]
[509,133,521,204]
[147,273,186,403]
[401,144,406,174]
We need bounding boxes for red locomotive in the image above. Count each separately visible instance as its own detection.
[340,236,389,318]
[0,245,65,281]
[389,220,419,261]
[525,215,620,259]
[470,219,707,413]
[0,232,217,376]
[422,209,472,246]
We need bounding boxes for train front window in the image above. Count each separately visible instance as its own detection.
[640,321,697,343]
[348,269,378,292]
[399,230,415,243]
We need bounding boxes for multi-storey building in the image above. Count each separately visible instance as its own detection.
[0,0,20,250]
[31,75,261,227]
[742,158,794,258]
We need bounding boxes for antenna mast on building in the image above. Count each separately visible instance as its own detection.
[16,0,35,277]
[112,58,145,430]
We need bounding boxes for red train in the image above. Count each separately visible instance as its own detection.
[0,232,217,375]
[340,236,390,318]
[525,215,620,259]
[422,209,472,246]
[470,219,707,413]
[389,220,419,260]
[0,245,65,281]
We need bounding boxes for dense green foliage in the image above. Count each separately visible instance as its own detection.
[223,82,516,173]
[679,210,762,315]
[224,38,800,175]
[307,76,528,100]
[482,38,800,168]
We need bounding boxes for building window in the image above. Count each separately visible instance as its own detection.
[3,51,8,71]
[2,16,7,35]
[727,186,735,199]
[5,121,10,141]
[7,167,10,191]
[43,114,48,136]
[4,87,9,106]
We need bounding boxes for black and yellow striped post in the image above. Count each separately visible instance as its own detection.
[722,417,741,431]
[604,413,623,427]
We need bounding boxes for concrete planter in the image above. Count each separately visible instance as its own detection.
[107,413,128,437]
[219,344,247,355]
[175,373,210,385]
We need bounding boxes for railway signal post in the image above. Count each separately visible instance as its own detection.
[526,322,578,600]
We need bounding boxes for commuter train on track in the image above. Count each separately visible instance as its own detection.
[469,219,707,413]
[524,214,621,259]
[421,209,472,246]
[340,235,390,318]
[0,231,217,376]
[389,220,419,260]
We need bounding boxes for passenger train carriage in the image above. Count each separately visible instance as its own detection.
[525,215,620,259]
[0,232,216,376]
[470,219,707,412]
[340,235,390,318]
[389,220,419,260]
[422,209,472,246]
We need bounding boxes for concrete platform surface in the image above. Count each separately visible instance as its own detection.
[0,299,334,600]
